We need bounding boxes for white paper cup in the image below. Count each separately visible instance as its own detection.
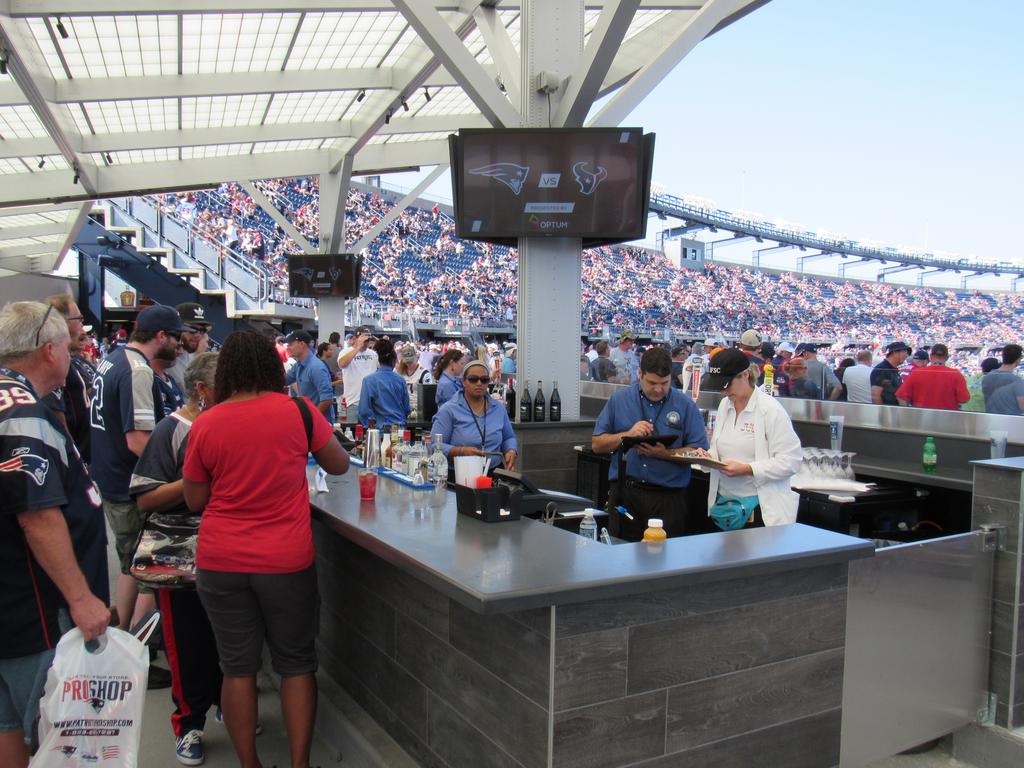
[991,430,1008,460]
[454,455,489,486]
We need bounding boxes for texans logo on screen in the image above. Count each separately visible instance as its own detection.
[572,161,608,195]
[0,446,49,486]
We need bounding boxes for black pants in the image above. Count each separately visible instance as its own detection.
[607,479,689,542]
[157,588,222,737]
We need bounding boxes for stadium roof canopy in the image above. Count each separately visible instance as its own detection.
[0,0,766,274]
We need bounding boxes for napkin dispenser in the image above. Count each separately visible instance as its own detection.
[454,483,522,523]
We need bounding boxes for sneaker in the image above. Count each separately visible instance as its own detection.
[214,707,262,735]
[175,729,204,766]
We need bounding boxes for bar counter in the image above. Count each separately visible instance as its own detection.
[309,470,871,768]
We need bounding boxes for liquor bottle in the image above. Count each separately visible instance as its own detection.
[408,437,428,483]
[505,378,516,420]
[533,380,546,422]
[922,436,937,475]
[340,397,348,422]
[429,432,449,487]
[395,429,411,475]
[354,423,365,460]
[383,426,398,469]
[519,380,532,423]
[762,363,775,396]
[549,381,561,422]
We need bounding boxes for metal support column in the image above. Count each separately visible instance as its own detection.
[318,154,354,336]
[516,0,585,421]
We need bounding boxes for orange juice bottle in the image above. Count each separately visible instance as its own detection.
[643,518,667,542]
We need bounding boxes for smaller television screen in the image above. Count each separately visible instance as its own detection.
[288,254,362,298]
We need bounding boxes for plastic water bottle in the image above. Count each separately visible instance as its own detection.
[923,436,937,475]
[579,510,598,541]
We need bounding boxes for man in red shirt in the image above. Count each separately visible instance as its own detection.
[895,344,969,410]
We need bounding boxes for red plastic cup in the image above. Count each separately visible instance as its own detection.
[358,470,377,500]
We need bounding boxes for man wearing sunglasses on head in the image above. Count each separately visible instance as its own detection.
[431,359,518,475]
[166,302,212,394]
[43,294,91,462]
[90,304,190,644]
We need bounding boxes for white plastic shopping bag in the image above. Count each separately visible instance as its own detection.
[30,615,157,768]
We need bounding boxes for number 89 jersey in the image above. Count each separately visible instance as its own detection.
[0,369,108,659]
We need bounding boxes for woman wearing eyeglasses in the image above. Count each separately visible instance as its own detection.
[431,359,517,473]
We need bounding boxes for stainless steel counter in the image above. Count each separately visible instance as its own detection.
[309,469,872,614]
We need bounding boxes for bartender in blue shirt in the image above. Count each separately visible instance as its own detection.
[432,359,517,473]
[592,347,708,541]
[358,339,411,427]
[284,329,336,423]
[434,349,466,408]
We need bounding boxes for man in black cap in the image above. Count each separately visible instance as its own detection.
[871,341,910,405]
[338,325,378,409]
[284,329,336,422]
[166,302,212,392]
[91,304,186,639]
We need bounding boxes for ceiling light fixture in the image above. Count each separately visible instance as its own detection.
[104,152,113,164]
[356,90,366,102]
[423,87,431,102]
[55,17,69,40]
[72,167,80,185]
[402,99,409,112]
[384,111,391,125]
[37,156,45,169]
[0,51,9,76]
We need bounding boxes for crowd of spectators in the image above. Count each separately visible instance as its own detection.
[154,177,1024,368]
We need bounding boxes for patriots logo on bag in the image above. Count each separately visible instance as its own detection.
[88,696,105,712]
[54,745,77,756]
[0,447,49,486]
[468,163,530,195]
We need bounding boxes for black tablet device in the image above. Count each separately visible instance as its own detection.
[620,434,677,450]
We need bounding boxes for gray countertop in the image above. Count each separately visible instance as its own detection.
[310,469,873,614]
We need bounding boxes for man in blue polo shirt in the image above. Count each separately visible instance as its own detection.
[592,347,708,541]
[357,339,411,428]
[285,329,336,423]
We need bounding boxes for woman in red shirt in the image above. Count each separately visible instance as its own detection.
[184,331,348,768]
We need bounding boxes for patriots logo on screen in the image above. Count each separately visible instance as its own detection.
[0,447,49,486]
[572,161,608,196]
[468,163,530,195]
[292,268,315,280]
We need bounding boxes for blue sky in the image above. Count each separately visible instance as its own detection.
[384,0,1023,263]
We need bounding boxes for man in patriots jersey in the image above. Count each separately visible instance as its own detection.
[0,301,109,767]
[90,304,189,633]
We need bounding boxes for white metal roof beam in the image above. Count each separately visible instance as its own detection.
[0,242,59,258]
[0,16,96,192]
[0,221,69,239]
[240,180,316,255]
[0,113,485,159]
[352,138,449,174]
[0,149,331,208]
[471,5,521,106]
[392,0,521,127]
[589,0,763,127]
[318,153,353,254]
[52,201,92,271]
[350,162,448,253]
[56,68,394,103]
[3,1,706,12]
[556,0,640,127]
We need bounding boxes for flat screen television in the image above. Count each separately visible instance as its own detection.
[287,253,362,298]
[449,127,655,247]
